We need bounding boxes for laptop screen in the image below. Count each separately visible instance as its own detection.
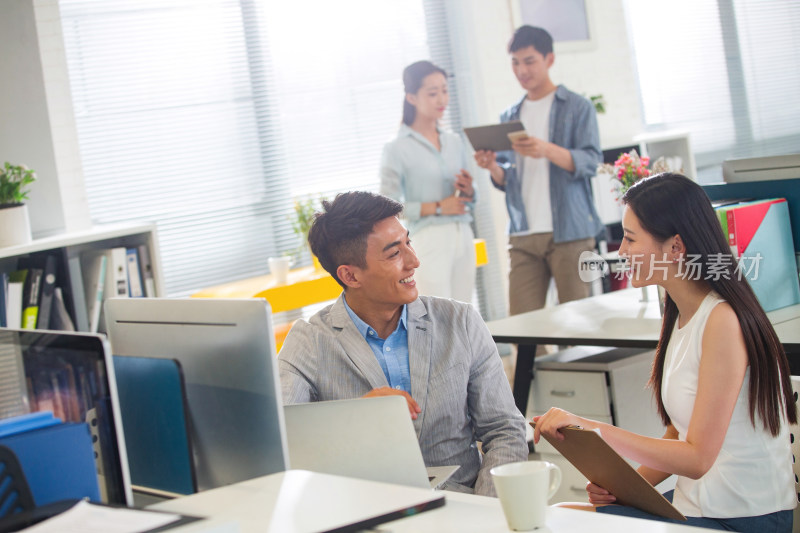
[0,328,132,505]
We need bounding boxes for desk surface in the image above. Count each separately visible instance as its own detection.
[153,471,709,533]
[487,287,663,348]
[375,491,710,533]
[488,287,800,413]
[151,470,443,533]
[487,287,800,348]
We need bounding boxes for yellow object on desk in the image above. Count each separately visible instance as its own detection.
[192,265,342,314]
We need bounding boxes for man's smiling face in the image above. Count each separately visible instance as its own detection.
[348,216,420,308]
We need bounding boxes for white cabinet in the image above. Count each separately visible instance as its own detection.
[527,347,671,504]
[0,223,164,332]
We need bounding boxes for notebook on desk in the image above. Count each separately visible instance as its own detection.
[284,396,458,490]
[531,422,686,521]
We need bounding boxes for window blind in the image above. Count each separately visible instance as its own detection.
[59,0,456,296]
[626,0,800,182]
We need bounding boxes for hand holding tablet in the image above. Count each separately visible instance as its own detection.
[463,120,526,152]
[506,130,529,143]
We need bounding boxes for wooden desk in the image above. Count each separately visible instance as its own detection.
[192,239,488,314]
[487,287,800,415]
[153,470,709,533]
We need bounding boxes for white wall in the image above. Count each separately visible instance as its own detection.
[454,0,643,305]
[0,0,89,237]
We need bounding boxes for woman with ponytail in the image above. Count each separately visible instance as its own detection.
[533,173,796,531]
[380,60,476,302]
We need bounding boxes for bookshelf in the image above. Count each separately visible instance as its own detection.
[0,223,164,332]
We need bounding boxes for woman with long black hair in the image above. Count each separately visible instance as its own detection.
[534,173,796,531]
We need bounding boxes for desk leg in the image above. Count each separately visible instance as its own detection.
[787,350,800,376]
[512,344,537,417]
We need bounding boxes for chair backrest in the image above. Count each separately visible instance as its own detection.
[789,376,800,533]
[113,356,197,496]
[0,445,35,517]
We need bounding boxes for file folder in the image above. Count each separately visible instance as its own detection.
[0,421,101,506]
[725,199,800,312]
[0,411,60,438]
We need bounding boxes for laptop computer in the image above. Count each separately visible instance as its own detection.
[284,396,458,489]
[0,328,132,506]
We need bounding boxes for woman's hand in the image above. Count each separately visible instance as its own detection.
[454,169,474,198]
[532,408,588,444]
[440,195,468,215]
[586,481,616,505]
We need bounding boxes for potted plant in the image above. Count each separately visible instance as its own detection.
[290,196,325,270]
[0,162,36,247]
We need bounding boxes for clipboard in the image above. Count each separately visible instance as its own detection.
[463,121,525,152]
[531,423,686,521]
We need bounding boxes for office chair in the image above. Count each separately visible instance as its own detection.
[790,376,800,533]
[0,445,35,517]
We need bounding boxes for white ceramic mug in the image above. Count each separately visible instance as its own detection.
[491,460,561,531]
[268,256,294,284]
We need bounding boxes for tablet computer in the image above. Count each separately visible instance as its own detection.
[463,120,525,152]
[531,423,686,521]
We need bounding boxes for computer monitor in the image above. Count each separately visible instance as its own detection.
[0,328,133,506]
[104,298,289,492]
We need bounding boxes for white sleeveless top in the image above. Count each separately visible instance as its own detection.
[661,291,795,518]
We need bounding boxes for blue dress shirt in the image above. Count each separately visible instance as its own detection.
[343,296,411,394]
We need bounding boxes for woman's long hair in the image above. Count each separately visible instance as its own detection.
[401,61,446,126]
[622,173,796,435]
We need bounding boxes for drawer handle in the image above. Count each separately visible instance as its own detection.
[569,485,586,492]
[550,389,575,398]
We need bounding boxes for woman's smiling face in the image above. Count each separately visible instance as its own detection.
[618,205,675,287]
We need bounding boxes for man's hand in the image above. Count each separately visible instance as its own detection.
[474,150,498,171]
[473,150,505,186]
[511,136,550,159]
[363,387,421,420]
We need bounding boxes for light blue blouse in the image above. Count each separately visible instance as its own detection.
[380,124,477,235]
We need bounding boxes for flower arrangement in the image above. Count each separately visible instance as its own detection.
[598,150,670,200]
[0,162,37,206]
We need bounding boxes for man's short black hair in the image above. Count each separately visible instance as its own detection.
[308,191,404,289]
[508,25,553,56]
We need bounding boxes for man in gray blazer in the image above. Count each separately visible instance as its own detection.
[278,191,528,497]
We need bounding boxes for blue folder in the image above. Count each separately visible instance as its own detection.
[0,412,60,439]
[0,421,100,505]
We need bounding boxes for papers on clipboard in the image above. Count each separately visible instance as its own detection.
[530,423,686,521]
[463,121,526,152]
[17,500,202,533]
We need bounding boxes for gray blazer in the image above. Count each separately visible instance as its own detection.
[278,295,528,496]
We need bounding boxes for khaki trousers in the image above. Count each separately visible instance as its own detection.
[508,232,595,316]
